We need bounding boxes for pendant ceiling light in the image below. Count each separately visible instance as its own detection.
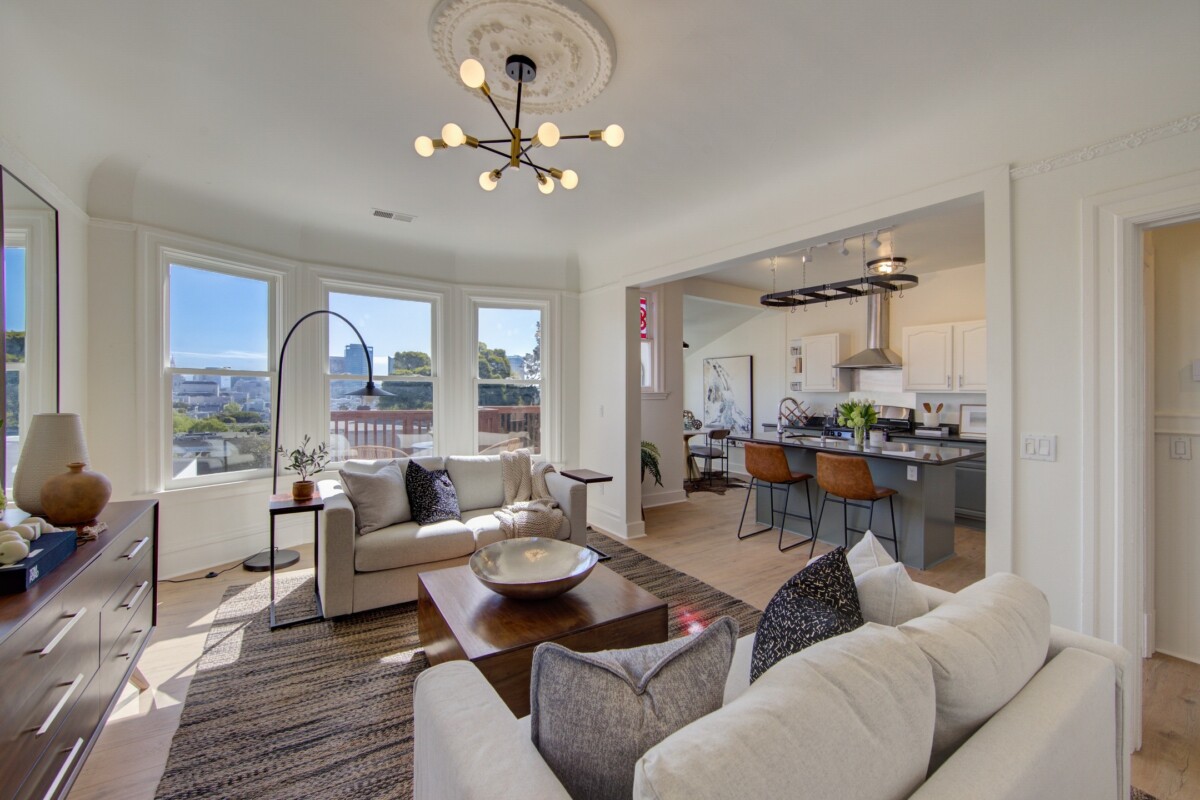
[867,256,908,275]
[414,54,623,194]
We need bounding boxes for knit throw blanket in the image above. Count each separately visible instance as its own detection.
[495,450,563,539]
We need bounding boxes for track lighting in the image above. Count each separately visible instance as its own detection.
[839,238,850,256]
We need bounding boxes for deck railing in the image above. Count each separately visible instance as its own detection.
[329,406,541,451]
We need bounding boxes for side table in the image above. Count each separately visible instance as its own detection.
[264,493,325,630]
[560,468,613,562]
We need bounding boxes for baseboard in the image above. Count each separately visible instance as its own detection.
[588,505,647,540]
[641,489,688,508]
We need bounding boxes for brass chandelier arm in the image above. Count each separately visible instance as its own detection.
[480,88,516,138]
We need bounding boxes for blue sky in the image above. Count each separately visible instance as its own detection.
[4,247,26,332]
[167,264,539,373]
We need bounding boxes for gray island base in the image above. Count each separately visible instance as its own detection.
[729,434,984,570]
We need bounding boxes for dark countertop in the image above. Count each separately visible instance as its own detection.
[730,433,985,465]
[771,425,988,447]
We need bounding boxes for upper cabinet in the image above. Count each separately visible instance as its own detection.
[902,321,986,393]
[789,333,850,393]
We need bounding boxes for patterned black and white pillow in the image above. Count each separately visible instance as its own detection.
[405,460,462,525]
[750,547,864,682]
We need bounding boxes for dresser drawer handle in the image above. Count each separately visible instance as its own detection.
[121,581,150,610]
[39,607,87,657]
[122,537,149,560]
[37,674,84,736]
[42,737,85,800]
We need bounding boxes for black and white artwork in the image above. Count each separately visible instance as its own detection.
[702,356,753,435]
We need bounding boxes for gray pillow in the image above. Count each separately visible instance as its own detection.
[530,616,738,800]
[338,463,409,534]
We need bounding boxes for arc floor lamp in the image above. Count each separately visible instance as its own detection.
[242,309,391,571]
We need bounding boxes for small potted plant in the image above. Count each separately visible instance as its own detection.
[836,399,878,447]
[277,435,330,501]
[640,440,663,487]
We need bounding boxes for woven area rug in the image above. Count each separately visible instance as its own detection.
[154,532,761,800]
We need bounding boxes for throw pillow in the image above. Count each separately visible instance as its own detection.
[405,460,461,525]
[855,562,929,626]
[750,546,864,682]
[530,617,738,800]
[846,529,895,575]
[338,463,409,535]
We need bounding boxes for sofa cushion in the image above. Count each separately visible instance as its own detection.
[338,463,409,534]
[463,509,507,549]
[898,572,1051,769]
[633,623,936,800]
[856,562,929,626]
[354,519,474,572]
[341,455,444,475]
[445,455,504,511]
[750,546,863,682]
[531,617,738,800]
[406,461,462,525]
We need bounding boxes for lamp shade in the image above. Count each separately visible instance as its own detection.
[13,413,91,515]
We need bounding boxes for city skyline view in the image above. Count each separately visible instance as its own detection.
[168,266,540,375]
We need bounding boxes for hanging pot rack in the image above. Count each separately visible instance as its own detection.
[760,274,918,308]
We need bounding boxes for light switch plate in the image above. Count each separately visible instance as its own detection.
[1169,436,1192,460]
[1021,433,1057,462]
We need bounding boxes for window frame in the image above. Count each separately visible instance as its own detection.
[320,279,443,462]
[140,232,290,491]
[640,290,666,396]
[468,294,553,458]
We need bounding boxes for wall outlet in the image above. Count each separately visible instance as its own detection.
[1021,434,1057,462]
[1169,436,1192,460]
[907,465,918,481]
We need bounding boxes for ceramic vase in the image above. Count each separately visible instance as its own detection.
[13,413,90,516]
[40,462,112,526]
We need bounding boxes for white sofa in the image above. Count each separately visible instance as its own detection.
[315,455,587,618]
[413,577,1133,800]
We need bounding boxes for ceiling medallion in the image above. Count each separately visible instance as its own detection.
[429,0,616,114]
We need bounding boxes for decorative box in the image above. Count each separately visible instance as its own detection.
[0,530,77,594]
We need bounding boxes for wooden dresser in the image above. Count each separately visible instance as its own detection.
[0,500,158,800]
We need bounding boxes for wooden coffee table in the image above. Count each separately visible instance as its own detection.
[418,564,668,717]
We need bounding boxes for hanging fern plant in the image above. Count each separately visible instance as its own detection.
[641,440,663,486]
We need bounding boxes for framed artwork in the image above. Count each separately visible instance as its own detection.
[959,404,988,438]
[702,356,753,435]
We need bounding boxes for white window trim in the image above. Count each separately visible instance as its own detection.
[317,275,445,461]
[4,210,57,444]
[465,290,559,462]
[640,290,664,394]
[137,229,295,492]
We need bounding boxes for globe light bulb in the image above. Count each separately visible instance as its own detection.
[459,59,486,89]
[414,136,435,157]
[560,169,579,190]
[479,170,499,191]
[536,121,560,147]
[877,262,894,274]
[441,122,465,147]
[538,175,555,194]
[602,124,624,147]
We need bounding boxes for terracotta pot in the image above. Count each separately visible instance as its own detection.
[291,480,316,501]
[40,462,112,526]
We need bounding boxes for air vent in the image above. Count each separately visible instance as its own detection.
[371,208,416,223]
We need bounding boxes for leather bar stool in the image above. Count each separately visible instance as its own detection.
[815,452,900,558]
[736,442,816,553]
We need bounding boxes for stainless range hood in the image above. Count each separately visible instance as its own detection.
[835,292,902,369]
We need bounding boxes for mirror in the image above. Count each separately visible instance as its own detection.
[1,166,60,496]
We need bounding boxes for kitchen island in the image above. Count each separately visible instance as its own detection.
[729,433,984,569]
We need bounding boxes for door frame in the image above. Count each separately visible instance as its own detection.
[1080,169,1200,751]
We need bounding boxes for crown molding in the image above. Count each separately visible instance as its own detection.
[1010,112,1200,180]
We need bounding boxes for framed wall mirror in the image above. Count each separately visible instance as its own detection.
[1,166,60,497]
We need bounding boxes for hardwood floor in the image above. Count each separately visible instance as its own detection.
[67,488,1198,799]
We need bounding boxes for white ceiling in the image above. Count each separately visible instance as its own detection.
[2,1,1198,270]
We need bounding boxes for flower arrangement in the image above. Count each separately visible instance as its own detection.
[277,435,331,482]
[836,400,878,446]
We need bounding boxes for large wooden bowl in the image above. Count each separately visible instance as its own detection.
[469,538,599,600]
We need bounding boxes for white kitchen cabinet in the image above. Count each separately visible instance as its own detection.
[789,333,850,393]
[902,321,987,392]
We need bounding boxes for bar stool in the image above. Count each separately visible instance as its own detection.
[690,428,730,487]
[736,442,816,553]
[815,452,900,558]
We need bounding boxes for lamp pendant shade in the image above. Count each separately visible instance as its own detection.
[13,413,91,515]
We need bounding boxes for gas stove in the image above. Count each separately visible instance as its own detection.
[820,406,913,439]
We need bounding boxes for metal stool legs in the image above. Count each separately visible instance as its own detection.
[815,491,900,559]
[737,478,816,552]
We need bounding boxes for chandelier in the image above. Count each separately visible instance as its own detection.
[414,54,624,194]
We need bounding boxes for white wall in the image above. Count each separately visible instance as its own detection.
[640,283,687,508]
[1149,221,1200,662]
